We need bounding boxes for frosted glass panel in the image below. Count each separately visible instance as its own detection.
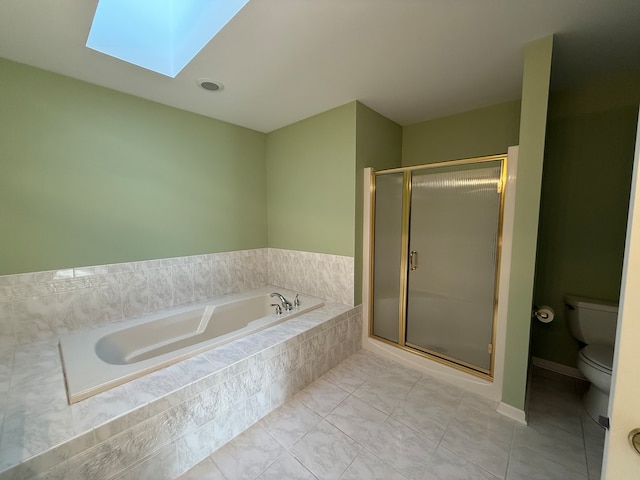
[405,162,502,371]
[372,172,404,343]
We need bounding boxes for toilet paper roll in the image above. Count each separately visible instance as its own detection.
[535,306,555,323]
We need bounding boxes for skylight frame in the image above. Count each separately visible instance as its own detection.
[86,0,250,77]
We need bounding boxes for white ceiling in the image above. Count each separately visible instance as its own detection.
[0,0,638,133]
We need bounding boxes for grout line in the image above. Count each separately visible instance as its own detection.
[503,416,517,479]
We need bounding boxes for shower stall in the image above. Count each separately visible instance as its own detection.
[369,154,507,379]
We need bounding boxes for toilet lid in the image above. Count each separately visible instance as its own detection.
[580,344,614,371]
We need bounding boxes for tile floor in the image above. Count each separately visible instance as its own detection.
[177,351,605,480]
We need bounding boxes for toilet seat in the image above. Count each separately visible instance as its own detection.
[579,344,614,374]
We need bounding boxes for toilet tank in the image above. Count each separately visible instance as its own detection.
[565,295,618,346]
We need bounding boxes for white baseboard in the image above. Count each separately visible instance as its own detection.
[531,356,587,380]
[497,402,527,425]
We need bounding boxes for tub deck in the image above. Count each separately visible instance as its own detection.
[0,289,362,480]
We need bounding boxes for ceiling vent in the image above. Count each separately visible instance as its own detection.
[197,80,224,92]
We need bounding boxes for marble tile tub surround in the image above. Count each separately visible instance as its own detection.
[267,249,354,307]
[0,302,362,479]
[0,248,354,346]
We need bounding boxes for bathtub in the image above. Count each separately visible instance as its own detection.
[59,287,323,404]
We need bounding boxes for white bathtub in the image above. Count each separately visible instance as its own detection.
[59,287,323,404]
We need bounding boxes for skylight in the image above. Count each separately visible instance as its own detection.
[86,0,250,78]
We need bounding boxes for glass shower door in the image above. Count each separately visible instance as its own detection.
[371,172,404,343]
[405,162,503,372]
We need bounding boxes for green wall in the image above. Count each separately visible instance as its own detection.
[402,100,521,166]
[0,58,267,275]
[0,57,391,310]
[502,36,554,410]
[532,78,640,367]
[355,102,403,304]
[266,103,357,257]
[265,100,402,305]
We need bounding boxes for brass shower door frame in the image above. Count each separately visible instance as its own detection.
[368,154,508,380]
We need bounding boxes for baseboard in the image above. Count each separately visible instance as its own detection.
[531,356,587,380]
[497,402,527,425]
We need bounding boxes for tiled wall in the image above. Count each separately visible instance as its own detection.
[268,249,354,306]
[0,248,354,346]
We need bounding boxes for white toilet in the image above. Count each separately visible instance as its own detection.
[565,295,618,424]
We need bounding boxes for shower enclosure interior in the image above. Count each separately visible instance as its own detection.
[370,155,507,379]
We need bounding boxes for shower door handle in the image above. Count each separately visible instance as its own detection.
[409,250,418,271]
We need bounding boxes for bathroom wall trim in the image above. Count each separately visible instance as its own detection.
[531,356,587,380]
[497,402,527,424]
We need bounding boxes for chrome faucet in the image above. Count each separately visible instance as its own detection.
[270,292,293,311]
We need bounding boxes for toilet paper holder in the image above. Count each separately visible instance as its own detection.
[532,305,555,323]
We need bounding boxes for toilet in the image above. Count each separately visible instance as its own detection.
[565,295,618,424]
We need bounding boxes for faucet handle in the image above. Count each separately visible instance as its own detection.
[294,294,300,308]
[270,303,282,315]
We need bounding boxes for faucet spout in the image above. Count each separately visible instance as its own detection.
[270,292,293,311]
